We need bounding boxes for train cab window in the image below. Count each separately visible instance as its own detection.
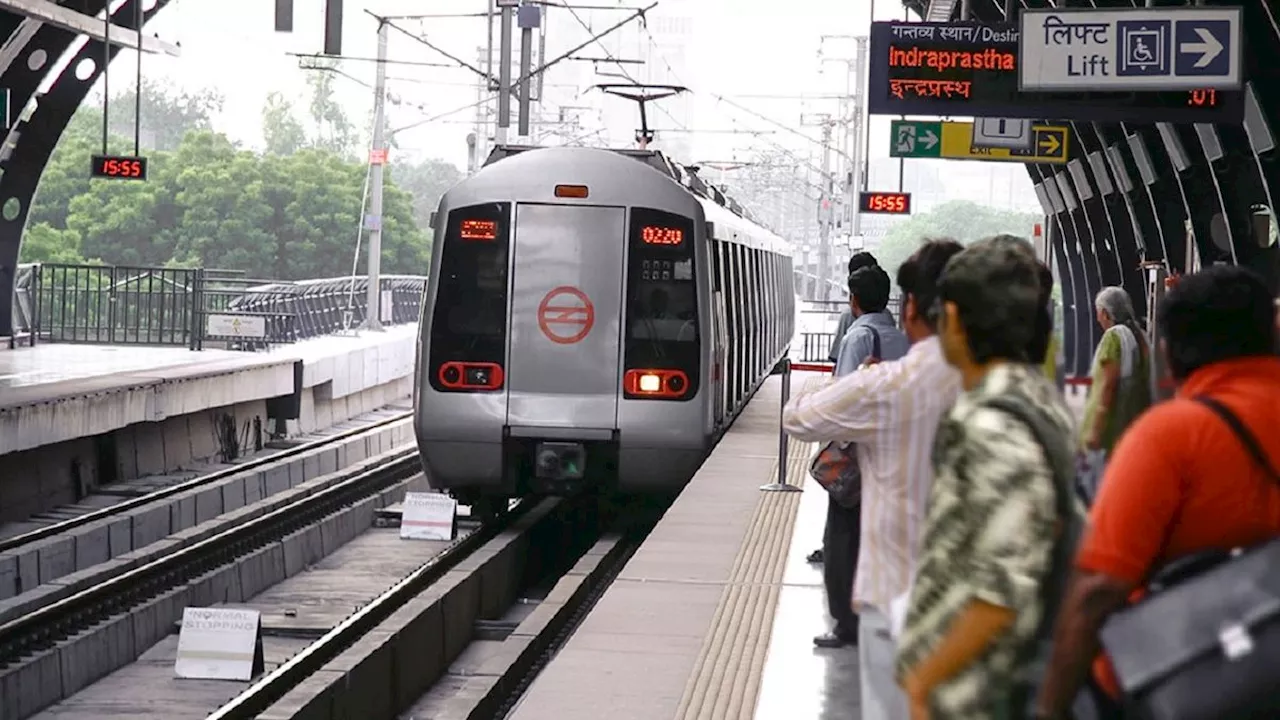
[428,202,510,392]
[624,207,700,400]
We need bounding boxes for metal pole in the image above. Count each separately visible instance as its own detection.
[850,37,867,246]
[495,2,514,144]
[365,19,389,331]
[101,1,110,155]
[760,360,801,492]
[517,25,533,136]
[817,123,834,302]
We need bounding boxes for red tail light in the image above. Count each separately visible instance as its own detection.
[438,362,504,391]
[624,369,690,399]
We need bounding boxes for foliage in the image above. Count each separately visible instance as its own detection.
[96,78,224,153]
[24,86,463,281]
[872,200,1043,279]
[262,92,308,156]
[389,158,464,230]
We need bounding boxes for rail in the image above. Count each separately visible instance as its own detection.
[0,410,413,555]
[760,358,834,494]
[11,263,426,351]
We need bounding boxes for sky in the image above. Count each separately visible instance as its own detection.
[72,0,1039,215]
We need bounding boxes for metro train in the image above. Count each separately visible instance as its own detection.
[413,145,796,516]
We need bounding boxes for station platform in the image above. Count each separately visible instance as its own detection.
[0,325,419,522]
[509,371,857,720]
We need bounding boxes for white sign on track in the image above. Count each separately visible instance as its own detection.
[174,607,264,681]
[400,491,458,541]
[1018,7,1242,91]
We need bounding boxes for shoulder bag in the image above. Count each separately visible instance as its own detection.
[1099,395,1280,720]
[807,326,881,510]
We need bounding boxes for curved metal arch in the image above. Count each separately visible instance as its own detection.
[0,0,173,336]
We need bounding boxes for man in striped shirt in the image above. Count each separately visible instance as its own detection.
[783,239,965,719]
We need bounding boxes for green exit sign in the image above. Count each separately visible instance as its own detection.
[889,120,943,159]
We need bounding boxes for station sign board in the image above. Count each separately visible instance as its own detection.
[1018,7,1242,92]
[867,21,1243,124]
[890,119,1069,165]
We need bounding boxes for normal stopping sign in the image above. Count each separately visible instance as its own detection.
[537,286,595,344]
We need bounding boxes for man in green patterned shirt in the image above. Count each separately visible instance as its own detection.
[895,237,1079,719]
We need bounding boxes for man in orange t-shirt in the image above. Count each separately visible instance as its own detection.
[1033,265,1280,719]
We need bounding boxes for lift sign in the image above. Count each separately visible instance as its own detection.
[90,154,148,181]
[859,191,912,216]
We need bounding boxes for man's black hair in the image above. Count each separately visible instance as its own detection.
[848,265,891,314]
[1027,261,1055,365]
[896,238,965,330]
[848,251,878,274]
[1159,264,1277,380]
[937,236,1042,365]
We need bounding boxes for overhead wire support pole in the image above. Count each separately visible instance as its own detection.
[495,0,515,144]
[511,2,657,92]
[101,1,109,156]
[364,15,390,332]
[370,12,490,81]
[516,2,541,137]
[133,0,142,157]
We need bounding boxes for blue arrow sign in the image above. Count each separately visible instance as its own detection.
[1174,20,1230,76]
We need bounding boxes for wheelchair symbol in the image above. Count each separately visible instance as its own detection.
[1116,21,1170,76]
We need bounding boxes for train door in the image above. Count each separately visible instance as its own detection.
[506,203,626,431]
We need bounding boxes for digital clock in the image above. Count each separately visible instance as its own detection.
[90,154,148,181]
[859,191,912,215]
[641,226,683,246]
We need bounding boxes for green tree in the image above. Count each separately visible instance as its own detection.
[20,223,88,264]
[24,89,430,281]
[388,158,464,230]
[261,92,307,156]
[305,66,357,159]
[102,79,224,152]
[873,200,1041,278]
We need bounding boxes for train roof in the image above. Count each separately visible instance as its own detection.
[484,145,768,231]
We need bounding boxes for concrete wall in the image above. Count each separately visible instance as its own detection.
[0,381,410,527]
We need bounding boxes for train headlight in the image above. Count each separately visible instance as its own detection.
[638,373,662,393]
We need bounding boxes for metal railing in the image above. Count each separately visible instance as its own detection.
[12,263,427,352]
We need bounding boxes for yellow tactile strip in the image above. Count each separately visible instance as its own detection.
[673,376,823,720]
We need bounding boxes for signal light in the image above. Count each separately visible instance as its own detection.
[624,369,690,399]
[554,184,589,199]
[438,362,504,391]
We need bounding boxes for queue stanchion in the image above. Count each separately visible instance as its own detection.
[760,358,802,493]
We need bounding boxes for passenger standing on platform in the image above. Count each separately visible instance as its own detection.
[783,238,965,719]
[826,252,880,364]
[813,263,910,649]
[1034,265,1280,719]
[1079,288,1151,455]
[895,237,1077,720]
[1029,261,1059,383]
[810,251,882,568]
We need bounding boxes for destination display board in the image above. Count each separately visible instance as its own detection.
[868,21,1243,124]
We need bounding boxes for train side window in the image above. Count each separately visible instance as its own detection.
[624,207,700,400]
[428,202,511,393]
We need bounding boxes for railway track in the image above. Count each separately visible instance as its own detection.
[0,408,414,557]
[0,407,415,624]
[0,442,427,720]
[202,493,667,720]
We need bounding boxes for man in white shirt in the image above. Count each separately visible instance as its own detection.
[783,239,965,719]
